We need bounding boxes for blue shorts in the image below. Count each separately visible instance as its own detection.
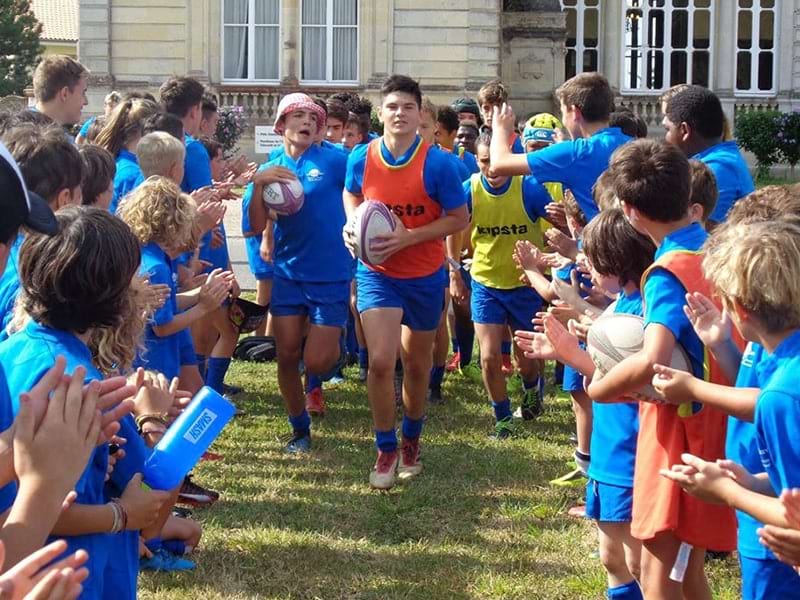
[740,556,800,600]
[460,266,472,291]
[470,280,543,332]
[271,276,349,327]
[562,364,585,392]
[585,479,633,523]
[178,329,197,366]
[244,235,274,281]
[356,267,445,331]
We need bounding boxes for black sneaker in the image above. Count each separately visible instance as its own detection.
[178,474,220,507]
[517,386,544,421]
[427,384,445,405]
[223,383,243,396]
[358,366,368,382]
[490,416,516,440]
[172,506,193,519]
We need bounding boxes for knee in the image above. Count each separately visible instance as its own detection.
[599,543,629,580]
[480,350,501,372]
[277,345,301,367]
[304,351,335,375]
[368,353,395,378]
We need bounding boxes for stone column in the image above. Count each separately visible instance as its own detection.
[186,0,210,82]
[466,0,502,91]
[281,0,299,87]
[500,0,567,117]
[78,0,114,113]
[364,0,394,89]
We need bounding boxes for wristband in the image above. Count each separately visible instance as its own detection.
[109,501,122,534]
[135,413,169,434]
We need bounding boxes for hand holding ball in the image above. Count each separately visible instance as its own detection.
[350,200,398,266]
[262,178,305,216]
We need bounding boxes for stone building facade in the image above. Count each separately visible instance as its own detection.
[78,0,800,150]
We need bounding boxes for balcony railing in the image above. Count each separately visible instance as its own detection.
[213,85,364,124]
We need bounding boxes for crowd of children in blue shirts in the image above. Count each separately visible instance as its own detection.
[0,50,798,600]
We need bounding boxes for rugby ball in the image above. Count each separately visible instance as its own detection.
[262,179,304,215]
[587,312,692,403]
[351,200,397,266]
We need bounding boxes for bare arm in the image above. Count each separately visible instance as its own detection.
[489,104,532,176]
[50,502,114,537]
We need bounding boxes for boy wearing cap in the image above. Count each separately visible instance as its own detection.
[249,93,351,452]
[451,97,482,127]
[343,75,468,490]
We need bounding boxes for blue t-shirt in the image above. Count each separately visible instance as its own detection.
[453,147,479,175]
[755,330,800,498]
[726,342,775,559]
[111,149,143,215]
[134,242,181,379]
[241,163,269,236]
[0,233,24,331]
[0,365,18,512]
[266,144,352,282]
[0,320,110,600]
[694,141,755,224]
[525,127,631,221]
[588,290,642,488]
[78,116,95,138]
[642,222,706,379]
[462,175,551,224]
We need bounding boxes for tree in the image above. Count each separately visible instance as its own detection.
[0,1,43,97]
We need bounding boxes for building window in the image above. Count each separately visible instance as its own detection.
[736,0,778,95]
[301,0,358,83]
[222,0,280,81]
[621,0,713,93]
[561,0,601,79]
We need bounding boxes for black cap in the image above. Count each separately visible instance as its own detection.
[0,142,58,241]
[451,97,481,118]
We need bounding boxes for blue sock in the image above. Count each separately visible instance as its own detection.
[608,581,643,600]
[395,358,403,373]
[196,354,207,378]
[145,537,163,554]
[359,348,369,368]
[451,337,458,354]
[456,321,474,366]
[205,357,231,394]
[501,340,512,355]
[306,375,322,393]
[162,539,186,556]
[492,398,512,421]
[345,312,357,354]
[374,429,397,452]
[401,415,424,440]
[523,378,538,391]
[429,365,445,388]
[288,410,311,438]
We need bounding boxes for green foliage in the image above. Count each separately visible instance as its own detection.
[776,111,800,171]
[215,105,248,158]
[370,109,383,136]
[0,0,42,97]
[734,110,781,180]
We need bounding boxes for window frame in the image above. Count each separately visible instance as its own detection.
[221,0,282,85]
[299,0,360,86]
[619,0,715,95]
[560,0,603,79]
[734,0,780,97]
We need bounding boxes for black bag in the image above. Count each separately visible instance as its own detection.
[234,336,276,362]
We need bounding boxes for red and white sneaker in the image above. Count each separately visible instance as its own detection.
[501,354,514,376]
[397,437,423,481]
[201,450,224,462]
[445,352,461,373]
[305,387,326,417]
[369,449,399,490]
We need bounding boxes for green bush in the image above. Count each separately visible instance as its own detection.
[734,109,781,180]
[776,111,800,175]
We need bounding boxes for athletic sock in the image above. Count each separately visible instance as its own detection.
[358,348,369,369]
[501,340,512,356]
[492,398,512,422]
[401,415,424,441]
[451,337,459,354]
[575,449,591,475]
[306,375,322,393]
[456,321,475,367]
[607,581,643,600]
[162,540,187,556]
[288,410,311,438]
[429,365,445,388]
[196,354,207,379]
[145,537,163,554]
[375,428,397,453]
[205,357,231,394]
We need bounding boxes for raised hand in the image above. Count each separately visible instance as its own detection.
[545,228,578,261]
[651,364,699,406]
[0,540,88,600]
[513,330,557,361]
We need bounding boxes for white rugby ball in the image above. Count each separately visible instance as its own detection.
[352,200,397,266]
[587,312,692,402]
[262,178,304,215]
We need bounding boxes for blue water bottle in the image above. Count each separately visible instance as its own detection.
[143,386,235,490]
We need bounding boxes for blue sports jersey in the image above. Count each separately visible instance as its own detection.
[525,127,631,221]
[134,242,181,379]
[643,222,706,379]
[462,175,551,223]
[265,144,352,282]
[0,320,110,600]
[78,116,95,138]
[755,330,800,495]
[0,233,24,331]
[457,148,480,174]
[694,141,755,223]
[242,162,268,235]
[111,149,143,215]
[727,342,775,559]
[0,365,18,512]
[511,135,525,154]
[345,136,465,212]
[588,290,641,488]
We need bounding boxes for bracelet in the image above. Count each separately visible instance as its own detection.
[135,413,169,434]
[109,501,122,534]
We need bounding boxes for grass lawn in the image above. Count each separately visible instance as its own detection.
[139,359,742,599]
